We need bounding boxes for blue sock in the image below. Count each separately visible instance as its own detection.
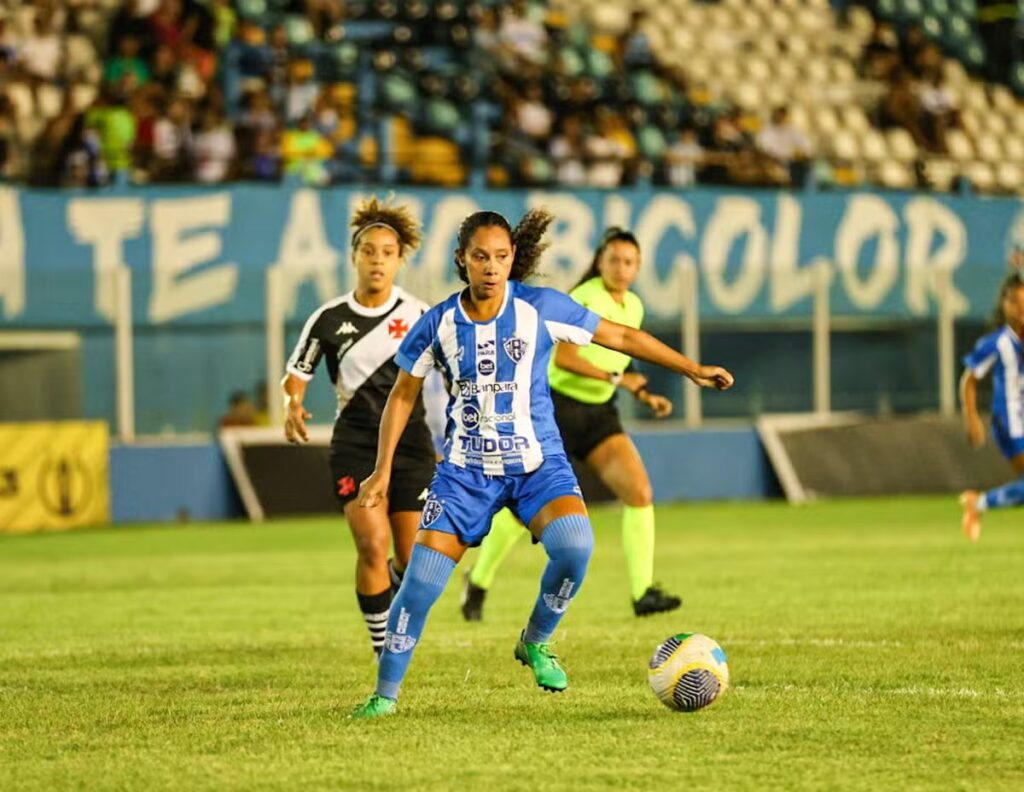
[523,514,594,644]
[984,474,1024,509]
[376,544,456,701]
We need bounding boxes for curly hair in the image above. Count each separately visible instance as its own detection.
[990,270,1024,328]
[350,195,423,256]
[455,208,554,283]
[572,226,640,290]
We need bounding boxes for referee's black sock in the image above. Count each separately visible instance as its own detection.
[357,587,392,656]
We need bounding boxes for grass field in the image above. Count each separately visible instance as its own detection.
[2,497,1023,791]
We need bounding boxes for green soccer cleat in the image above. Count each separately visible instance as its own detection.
[349,693,397,719]
[514,631,568,692]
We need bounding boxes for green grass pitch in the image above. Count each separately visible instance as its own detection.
[2,497,1023,791]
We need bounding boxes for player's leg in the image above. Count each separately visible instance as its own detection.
[353,466,498,718]
[462,509,527,621]
[385,454,435,592]
[388,511,419,590]
[960,427,1024,541]
[585,433,680,616]
[344,500,395,656]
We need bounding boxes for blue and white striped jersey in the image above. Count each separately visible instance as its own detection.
[964,326,1024,437]
[396,281,602,475]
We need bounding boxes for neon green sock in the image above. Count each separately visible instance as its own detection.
[622,504,656,601]
[469,508,526,590]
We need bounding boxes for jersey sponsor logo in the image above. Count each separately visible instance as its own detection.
[461,405,481,429]
[503,337,529,363]
[336,475,357,497]
[457,435,530,454]
[336,321,358,335]
[542,578,576,614]
[478,358,495,376]
[388,317,411,339]
[477,339,496,355]
[457,379,518,397]
[421,496,444,527]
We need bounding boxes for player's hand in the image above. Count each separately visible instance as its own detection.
[620,372,648,394]
[358,469,390,509]
[691,365,734,391]
[966,415,986,448]
[643,392,673,418]
[284,402,311,444]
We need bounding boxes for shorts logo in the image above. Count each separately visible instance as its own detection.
[504,337,528,363]
[337,475,356,497]
[478,358,495,376]
[542,578,576,614]
[422,496,444,527]
[461,405,481,429]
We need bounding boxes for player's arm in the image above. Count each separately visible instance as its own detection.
[358,370,424,508]
[282,373,312,443]
[960,369,986,447]
[553,343,648,394]
[591,319,734,390]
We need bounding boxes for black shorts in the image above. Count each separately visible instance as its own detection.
[329,426,436,514]
[551,390,625,461]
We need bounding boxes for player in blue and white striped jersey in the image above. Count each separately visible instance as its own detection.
[350,208,734,719]
[960,272,1024,541]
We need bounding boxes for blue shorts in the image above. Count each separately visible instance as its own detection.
[992,419,1024,460]
[418,454,583,546]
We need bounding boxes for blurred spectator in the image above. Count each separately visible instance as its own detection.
[28,93,80,186]
[619,11,655,70]
[20,14,62,84]
[549,114,586,186]
[900,24,927,77]
[209,0,238,50]
[585,111,629,188]
[499,0,548,67]
[150,0,185,52]
[0,96,17,180]
[918,69,958,153]
[150,95,192,181]
[108,0,156,56]
[104,35,150,88]
[284,59,319,124]
[193,106,235,183]
[861,21,900,81]
[515,82,553,143]
[879,67,925,148]
[281,112,332,185]
[250,128,281,181]
[219,391,256,428]
[84,86,137,179]
[756,107,812,187]
[666,127,703,188]
[151,44,182,93]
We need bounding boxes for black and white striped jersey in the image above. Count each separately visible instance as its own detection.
[287,286,434,455]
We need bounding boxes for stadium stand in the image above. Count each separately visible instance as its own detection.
[0,0,1021,192]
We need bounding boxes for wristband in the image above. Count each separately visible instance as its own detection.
[609,372,623,387]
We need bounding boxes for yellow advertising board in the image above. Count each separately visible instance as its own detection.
[0,422,110,533]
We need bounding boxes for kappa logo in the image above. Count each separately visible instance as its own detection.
[336,321,358,335]
[503,337,529,363]
[422,496,444,527]
[542,578,576,614]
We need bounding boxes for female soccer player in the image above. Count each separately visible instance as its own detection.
[959,271,1024,540]
[283,197,435,656]
[462,227,682,621]
[351,208,733,718]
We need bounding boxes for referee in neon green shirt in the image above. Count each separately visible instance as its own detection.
[462,228,682,618]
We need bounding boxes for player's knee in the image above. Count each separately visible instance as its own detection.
[622,483,653,508]
[352,529,389,568]
[541,513,594,569]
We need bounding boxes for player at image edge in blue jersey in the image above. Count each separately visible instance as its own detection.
[350,208,734,719]
[960,271,1024,541]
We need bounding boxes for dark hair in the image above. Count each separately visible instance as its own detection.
[572,226,640,290]
[350,195,422,256]
[455,208,553,283]
[991,270,1024,327]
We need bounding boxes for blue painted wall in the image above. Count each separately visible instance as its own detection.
[107,426,780,524]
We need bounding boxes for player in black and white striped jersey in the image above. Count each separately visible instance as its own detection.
[282,197,436,656]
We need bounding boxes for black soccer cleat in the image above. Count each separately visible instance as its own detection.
[460,569,487,622]
[633,585,682,617]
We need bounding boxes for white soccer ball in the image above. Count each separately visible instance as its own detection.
[648,633,729,712]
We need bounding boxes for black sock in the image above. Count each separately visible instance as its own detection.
[357,587,392,656]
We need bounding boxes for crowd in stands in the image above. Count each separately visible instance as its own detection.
[0,0,1019,192]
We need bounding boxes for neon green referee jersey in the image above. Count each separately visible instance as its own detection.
[548,277,644,404]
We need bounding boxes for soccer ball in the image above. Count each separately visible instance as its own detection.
[648,633,729,712]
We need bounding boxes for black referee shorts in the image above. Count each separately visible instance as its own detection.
[551,389,626,461]
[329,427,436,514]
